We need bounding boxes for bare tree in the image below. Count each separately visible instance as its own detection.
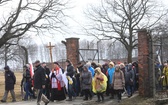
[0,0,70,48]
[107,41,127,59]
[0,44,20,66]
[0,36,36,67]
[0,0,10,4]
[152,19,168,62]
[0,37,22,66]
[85,0,167,63]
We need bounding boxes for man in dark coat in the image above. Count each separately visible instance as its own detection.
[34,60,49,105]
[125,64,134,97]
[66,59,76,101]
[1,66,16,102]
[41,62,51,100]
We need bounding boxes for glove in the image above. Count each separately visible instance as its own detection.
[67,76,73,84]
[97,77,103,81]
[97,77,100,80]
[69,80,73,84]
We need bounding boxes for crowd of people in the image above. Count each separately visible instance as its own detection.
[0,59,139,105]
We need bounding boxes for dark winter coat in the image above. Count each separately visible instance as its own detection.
[66,64,75,78]
[125,64,134,85]
[24,69,31,82]
[21,68,31,87]
[81,70,92,90]
[5,70,16,90]
[33,65,46,89]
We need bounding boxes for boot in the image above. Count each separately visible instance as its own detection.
[96,94,101,102]
[101,95,104,102]
[110,94,114,99]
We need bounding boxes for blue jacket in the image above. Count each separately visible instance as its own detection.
[107,67,115,84]
[88,66,95,77]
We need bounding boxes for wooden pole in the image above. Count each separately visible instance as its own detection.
[46,42,55,68]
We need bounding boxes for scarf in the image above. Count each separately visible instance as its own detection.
[55,67,61,90]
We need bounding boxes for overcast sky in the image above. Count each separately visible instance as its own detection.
[1,0,168,45]
[34,0,98,45]
[34,0,168,45]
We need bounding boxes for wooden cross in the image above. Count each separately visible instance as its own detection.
[46,42,55,63]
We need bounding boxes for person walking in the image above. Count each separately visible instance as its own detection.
[65,59,76,101]
[81,65,92,101]
[107,62,115,99]
[22,65,32,101]
[33,60,49,105]
[49,62,66,101]
[1,66,16,103]
[112,65,125,103]
[162,62,168,89]
[41,62,51,100]
[125,63,134,97]
[92,67,107,102]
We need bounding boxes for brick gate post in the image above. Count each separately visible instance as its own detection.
[138,29,154,97]
[63,38,80,69]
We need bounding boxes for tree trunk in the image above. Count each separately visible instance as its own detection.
[127,48,132,63]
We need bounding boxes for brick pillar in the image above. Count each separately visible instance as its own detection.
[63,38,79,69]
[138,29,153,97]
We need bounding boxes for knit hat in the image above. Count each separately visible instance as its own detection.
[95,67,101,73]
[109,62,114,67]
